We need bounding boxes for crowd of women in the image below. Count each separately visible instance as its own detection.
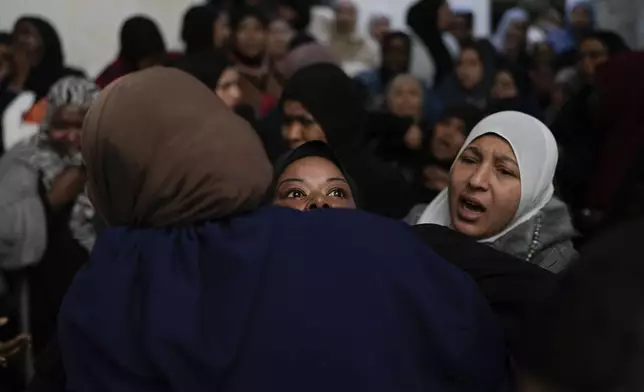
[0,0,643,391]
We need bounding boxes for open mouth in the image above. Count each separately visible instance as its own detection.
[456,195,486,221]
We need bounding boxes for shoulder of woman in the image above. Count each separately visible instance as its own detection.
[531,240,578,274]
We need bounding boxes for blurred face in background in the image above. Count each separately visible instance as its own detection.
[282,100,327,149]
[13,20,43,66]
[450,13,473,43]
[570,5,592,33]
[0,41,11,77]
[216,67,242,108]
[431,116,467,161]
[437,2,453,31]
[387,75,423,121]
[369,15,390,43]
[579,37,609,80]
[267,19,294,61]
[235,16,267,58]
[491,70,519,100]
[214,12,230,48]
[335,1,357,34]
[504,19,529,52]
[274,156,356,211]
[382,36,410,74]
[457,47,484,90]
[48,105,87,156]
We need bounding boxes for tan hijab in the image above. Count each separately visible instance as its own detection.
[82,67,272,227]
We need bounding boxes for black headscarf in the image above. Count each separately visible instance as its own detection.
[230,6,269,68]
[280,63,415,219]
[380,31,412,87]
[119,16,166,70]
[277,0,311,32]
[181,5,219,55]
[268,140,358,202]
[14,17,79,99]
[171,50,231,91]
[281,63,365,153]
[581,30,630,56]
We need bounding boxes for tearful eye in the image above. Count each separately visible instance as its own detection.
[286,189,306,199]
[328,188,347,198]
[460,155,477,164]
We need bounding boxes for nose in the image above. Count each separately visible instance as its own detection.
[230,85,242,104]
[306,195,330,210]
[466,164,491,191]
[282,123,304,148]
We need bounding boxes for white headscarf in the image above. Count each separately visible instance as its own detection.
[417,111,559,243]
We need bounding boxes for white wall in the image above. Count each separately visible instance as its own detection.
[0,0,199,77]
[0,0,491,78]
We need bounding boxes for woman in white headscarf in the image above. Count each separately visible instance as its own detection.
[413,111,577,273]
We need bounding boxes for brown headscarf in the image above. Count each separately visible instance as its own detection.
[82,67,272,227]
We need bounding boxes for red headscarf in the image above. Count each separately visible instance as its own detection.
[586,52,644,212]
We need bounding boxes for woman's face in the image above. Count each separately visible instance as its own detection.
[504,19,528,51]
[570,5,592,33]
[448,134,521,239]
[431,117,466,161]
[369,17,390,43]
[274,156,356,210]
[13,20,43,66]
[216,68,242,108]
[235,16,267,58]
[457,48,484,90]
[267,19,293,60]
[491,71,519,99]
[282,100,327,149]
[214,13,230,48]
[579,38,609,80]
[48,105,87,155]
[436,3,453,31]
[382,37,409,74]
[387,77,423,119]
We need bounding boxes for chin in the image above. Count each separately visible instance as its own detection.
[452,219,484,238]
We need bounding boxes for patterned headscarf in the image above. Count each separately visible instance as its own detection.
[31,76,99,251]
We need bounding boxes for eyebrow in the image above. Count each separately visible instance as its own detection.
[277,177,348,188]
[494,154,519,168]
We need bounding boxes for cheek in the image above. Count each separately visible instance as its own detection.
[303,125,327,143]
[48,129,68,142]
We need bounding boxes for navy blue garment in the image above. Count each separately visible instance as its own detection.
[59,206,509,392]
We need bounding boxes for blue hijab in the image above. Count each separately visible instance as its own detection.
[548,0,596,54]
[59,67,510,392]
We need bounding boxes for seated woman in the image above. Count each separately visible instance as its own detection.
[411,111,577,273]
[411,103,482,204]
[58,67,509,392]
[0,76,98,354]
[437,41,493,109]
[171,50,242,109]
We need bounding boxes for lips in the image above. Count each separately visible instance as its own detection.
[456,195,487,222]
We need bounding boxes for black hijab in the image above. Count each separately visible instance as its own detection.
[268,140,358,202]
[171,49,231,91]
[280,63,415,219]
[281,63,365,153]
[119,16,166,71]
[230,6,269,68]
[14,17,80,99]
[380,31,412,88]
[277,0,311,32]
[181,5,219,55]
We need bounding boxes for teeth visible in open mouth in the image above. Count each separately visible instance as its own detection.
[462,199,485,213]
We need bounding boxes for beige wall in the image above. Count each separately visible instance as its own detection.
[0,0,199,77]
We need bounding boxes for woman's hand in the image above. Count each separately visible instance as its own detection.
[47,167,87,208]
[404,125,423,150]
[0,318,30,367]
